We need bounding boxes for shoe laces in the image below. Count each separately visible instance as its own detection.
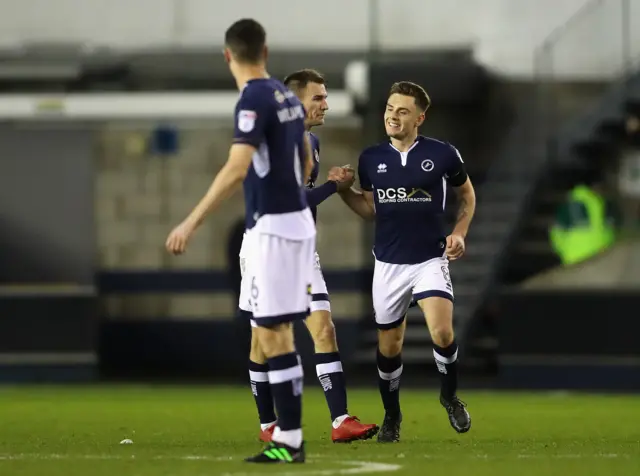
[448,398,468,419]
[451,397,467,408]
[382,414,400,431]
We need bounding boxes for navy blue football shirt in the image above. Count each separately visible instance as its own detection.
[304,132,337,222]
[307,132,321,191]
[358,135,467,264]
[233,78,314,239]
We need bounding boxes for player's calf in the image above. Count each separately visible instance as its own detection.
[306,310,379,442]
[306,311,348,422]
[249,359,278,440]
[433,332,471,433]
[419,296,471,433]
[253,324,304,449]
[248,326,277,440]
[377,325,404,417]
[376,323,405,443]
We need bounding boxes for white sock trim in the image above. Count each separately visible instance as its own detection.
[272,427,303,449]
[268,365,303,384]
[310,301,331,312]
[260,421,276,431]
[316,361,343,377]
[332,414,350,429]
[378,364,403,381]
[433,348,458,364]
[249,370,269,382]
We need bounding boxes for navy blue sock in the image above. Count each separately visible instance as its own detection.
[433,340,459,400]
[268,352,303,431]
[315,352,348,421]
[377,349,402,416]
[248,360,276,425]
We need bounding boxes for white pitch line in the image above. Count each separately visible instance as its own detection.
[0,454,402,475]
[220,461,403,476]
[0,454,234,461]
[517,453,630,459]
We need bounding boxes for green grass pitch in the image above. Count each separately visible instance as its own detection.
[0,385,638,475]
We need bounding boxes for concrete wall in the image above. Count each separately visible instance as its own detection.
[0,125,95,285]
[521,241,640,290]
[95,120,367,319]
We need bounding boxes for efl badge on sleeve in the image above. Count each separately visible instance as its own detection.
[238,110,257,133]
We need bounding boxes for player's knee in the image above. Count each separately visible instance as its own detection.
[249,329,267,364]
[378,328,404,357]
[430,325,454,348]
[255,323,296,358]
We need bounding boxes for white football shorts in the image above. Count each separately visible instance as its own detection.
[372,256,454,329]
[238,229,316,327]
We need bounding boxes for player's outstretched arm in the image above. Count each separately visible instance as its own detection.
[306,181,338,208]
[338,187,375,220]
[305,165,354,208]
[186,144,253,228]
[338,156,375,220]
[165,144,252,255]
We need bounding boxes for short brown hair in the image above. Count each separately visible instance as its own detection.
[284,69,325,94]
[389,81,430,112]
[224,19,266,64]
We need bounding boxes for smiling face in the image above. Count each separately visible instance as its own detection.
[384,93,425,140]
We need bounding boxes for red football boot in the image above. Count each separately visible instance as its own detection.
[259,423,276,442]
[331,416,379,443]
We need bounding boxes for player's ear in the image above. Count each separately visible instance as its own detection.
[223,48,232,64]
[262,45,269,62]
[416,112,426,127]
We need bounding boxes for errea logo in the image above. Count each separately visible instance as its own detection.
[377,163,387,173]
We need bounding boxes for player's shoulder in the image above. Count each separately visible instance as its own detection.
[418,135,458,153]
[418,136,462,162]
[359,141,390,162]
[240,78,295,106]
[243,77,285,93]
[308,132,320,147]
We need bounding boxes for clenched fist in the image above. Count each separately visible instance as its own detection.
[166,220,196,255]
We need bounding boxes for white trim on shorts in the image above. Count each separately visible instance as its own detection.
[241,239,330,326]
[241,229,315,327]
[310,252,331,313]
[372,256,453,329]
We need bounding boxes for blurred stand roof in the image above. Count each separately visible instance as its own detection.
[0,43,479,93]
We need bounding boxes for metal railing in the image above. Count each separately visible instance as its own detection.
[534,0,640,161]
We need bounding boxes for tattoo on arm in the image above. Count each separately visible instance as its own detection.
[456,194,469,224]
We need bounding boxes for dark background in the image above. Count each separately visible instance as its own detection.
[1,0,639,393]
